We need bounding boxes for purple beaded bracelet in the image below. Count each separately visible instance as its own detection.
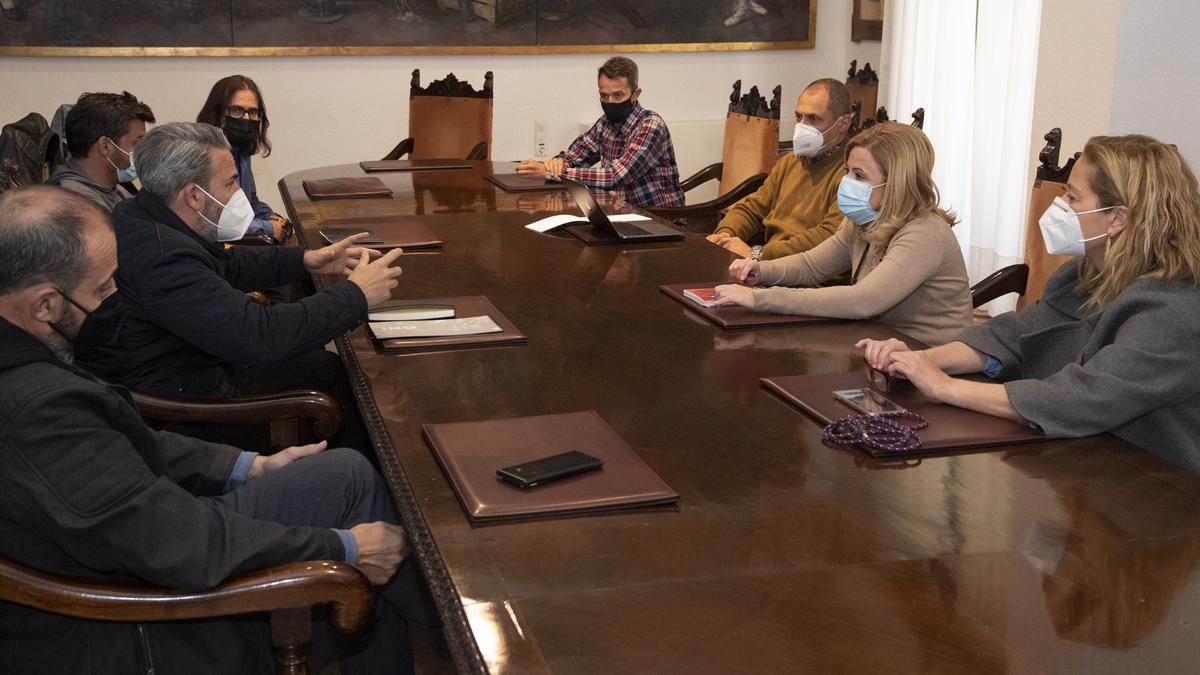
[822,410,929,454]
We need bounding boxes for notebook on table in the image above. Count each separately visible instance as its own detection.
[761,370,1044,456]
[367,295,526,353]
[658,283,835,329]
[302,176,393,200]
[358,159,472,173]
[318,216,443,250]
[484,173,571,193]
[559,179,683,245]
[422,410,680,522]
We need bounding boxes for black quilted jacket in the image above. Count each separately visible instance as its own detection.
[87,190,367,398]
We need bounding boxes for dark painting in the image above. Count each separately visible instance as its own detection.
[0,0,814,52]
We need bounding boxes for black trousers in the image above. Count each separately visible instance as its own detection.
[206,448,438,674]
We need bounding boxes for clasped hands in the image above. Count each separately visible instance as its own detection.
[856,337,952,401]
[516,157,565,179]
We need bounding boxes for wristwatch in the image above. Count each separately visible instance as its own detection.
[750,245,764,261]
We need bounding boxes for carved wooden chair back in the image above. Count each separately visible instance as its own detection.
[719,81,782,196]
[1019,127,1078,309]
[407,69,493,160]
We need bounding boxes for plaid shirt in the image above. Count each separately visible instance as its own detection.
[558,103,685,208]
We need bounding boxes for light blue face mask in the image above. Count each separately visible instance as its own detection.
[837,175,886,225]
[103,137,137,183]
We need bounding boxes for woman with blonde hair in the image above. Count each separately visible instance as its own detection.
[860,134,1200,472]
[715,122,972,346]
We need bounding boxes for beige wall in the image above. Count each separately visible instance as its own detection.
[1027,0,1122,177]
[0,0,882,210]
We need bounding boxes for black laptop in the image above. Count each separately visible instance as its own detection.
[561,179,683,244]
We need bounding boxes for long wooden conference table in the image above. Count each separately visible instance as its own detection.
[280,161,1200,674]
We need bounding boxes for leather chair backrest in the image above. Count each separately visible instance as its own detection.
[719,113,779,195]
[408,96,492,160]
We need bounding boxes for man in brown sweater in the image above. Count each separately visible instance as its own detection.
[707,78,854,261]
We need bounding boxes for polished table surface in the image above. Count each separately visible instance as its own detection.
[280,162,1200,674]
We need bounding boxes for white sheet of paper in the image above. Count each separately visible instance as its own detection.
[370,315,503,339]
[525,214,587,233]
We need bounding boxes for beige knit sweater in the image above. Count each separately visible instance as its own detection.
[751,214,974,346]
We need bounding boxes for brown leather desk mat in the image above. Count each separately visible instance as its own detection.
[359,160,472,173]
[371,295,526,354]
[484,173,570,193]
[303,176,393,200]
[423,410,679,522]
[564,223,684,245]
[659,282,837,329]
[762,370,1044,455]
[318,215,444,250]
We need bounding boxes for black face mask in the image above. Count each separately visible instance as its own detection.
[51,290,126,360]
[601,98,635,126]
[223,116,261,154]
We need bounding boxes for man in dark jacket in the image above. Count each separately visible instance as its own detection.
[86,121,404,451]
[0,185,415,673]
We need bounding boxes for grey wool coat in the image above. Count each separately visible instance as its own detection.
[956,261,1200,473]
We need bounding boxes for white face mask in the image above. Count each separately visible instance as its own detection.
[792,117,841,158]
[193,184,254,242]
[1038,196,1113,257]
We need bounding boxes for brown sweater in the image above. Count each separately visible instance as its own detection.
[713,144,845,260]
[751,214,974,346]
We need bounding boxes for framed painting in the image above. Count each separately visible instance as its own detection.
[0,1,817,55]
[851,0,882,42]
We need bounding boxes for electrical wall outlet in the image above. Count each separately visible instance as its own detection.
[534,120,547,158]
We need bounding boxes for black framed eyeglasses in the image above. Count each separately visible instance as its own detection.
[224,105,263,121]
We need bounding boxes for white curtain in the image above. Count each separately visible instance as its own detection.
[881,0,1043,314]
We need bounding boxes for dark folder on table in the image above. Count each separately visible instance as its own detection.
[302,176,393,200]
[318,216,443,250]
[359,159,472,173]
[659,283,837,329]
[423,410,680,522]
[761,370,1044,456]
[368,295,526,353]
[484,173,569,193]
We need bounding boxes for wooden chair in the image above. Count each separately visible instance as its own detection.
[0,555,373,675]
[969,128,1078,310]
[383,69,493,161]
[1018,127,1076,308]
[647,80,780,233]
[846,61,879,134]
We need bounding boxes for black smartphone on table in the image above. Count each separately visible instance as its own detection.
[497,450,604,489]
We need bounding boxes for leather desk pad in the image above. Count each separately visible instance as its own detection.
[371,295,525,353]
[303,176,393,200]
[359,160,472,172]
[484,173,570,193]
[659,283,837,329]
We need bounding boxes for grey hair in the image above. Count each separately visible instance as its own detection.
[0,185,109,296]
[136,121,230,202]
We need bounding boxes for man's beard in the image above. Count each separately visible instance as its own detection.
[197,200,223,241]
[46,306,80,365]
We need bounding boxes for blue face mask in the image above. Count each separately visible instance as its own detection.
[837,176,886,225]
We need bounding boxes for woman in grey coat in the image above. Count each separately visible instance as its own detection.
[857,134,1200,472]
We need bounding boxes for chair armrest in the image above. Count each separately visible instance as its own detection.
[647,172,768,219]
[465,142,488,160]
[227,234,277,247]
[970,263,1029,308]
[679,162,724,193]
[0,556,372,632]
[131,389,344,445]
[382,137,414,161]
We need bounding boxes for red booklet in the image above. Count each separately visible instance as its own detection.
[682,288,721,308]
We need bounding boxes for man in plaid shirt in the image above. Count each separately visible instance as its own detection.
[517,57,684,208]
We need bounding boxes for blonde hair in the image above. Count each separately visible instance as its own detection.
[1076,135,1200,310]
[846,123,955,245]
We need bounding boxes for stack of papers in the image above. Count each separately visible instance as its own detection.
[370,315,503,340]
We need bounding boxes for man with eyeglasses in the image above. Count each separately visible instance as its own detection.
[48,92,155,211]
[516,56,684,208]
